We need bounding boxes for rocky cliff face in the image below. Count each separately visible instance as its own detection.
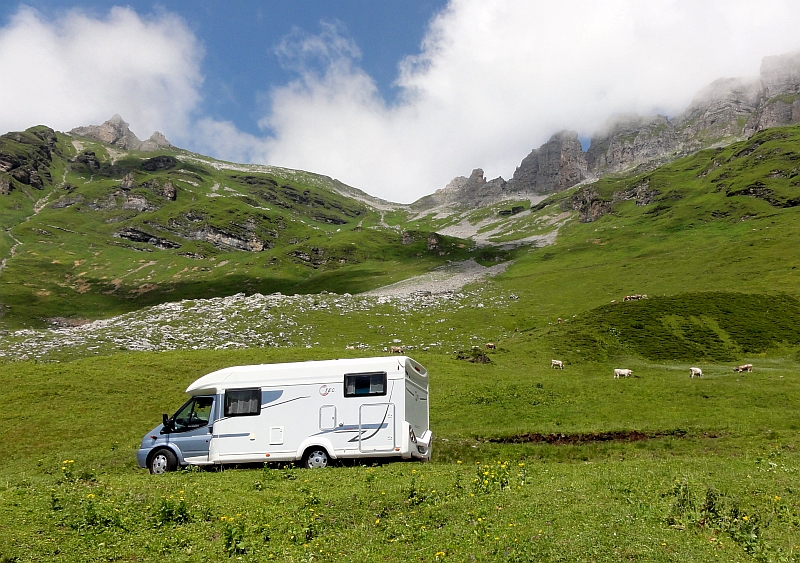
[430,50,800,209]
[69,115,172,152]
[587,50,800,179]
[587,115,679,176]
[510,131,587,193]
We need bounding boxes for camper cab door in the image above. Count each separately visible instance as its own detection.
[165,395,214,463]
[345,371,396,453]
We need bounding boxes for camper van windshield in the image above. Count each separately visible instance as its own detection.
[171,396,213,432]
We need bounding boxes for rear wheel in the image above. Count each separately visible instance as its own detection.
[149,448,178,475]
[303,447,330,469]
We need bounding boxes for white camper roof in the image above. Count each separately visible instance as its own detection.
[185,356,428,395]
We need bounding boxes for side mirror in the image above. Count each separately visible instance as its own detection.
[162,413,171,430]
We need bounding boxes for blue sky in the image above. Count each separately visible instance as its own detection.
[0,1,447,137]
[2,1,800,202]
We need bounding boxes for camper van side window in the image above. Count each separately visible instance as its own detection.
[344,372,387,397]
[224,388,261,417]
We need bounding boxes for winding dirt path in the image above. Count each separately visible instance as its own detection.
[360,258,510,297]
[0,188,58,275]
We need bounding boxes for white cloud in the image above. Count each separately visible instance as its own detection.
[234,0,800,202]
[0,6,202,142]
[4,2,800,204]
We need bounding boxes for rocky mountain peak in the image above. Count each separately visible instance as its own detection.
[509,131,587,193]
[69,116,171,152]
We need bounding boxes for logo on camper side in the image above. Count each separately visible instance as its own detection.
[319,385,335,396]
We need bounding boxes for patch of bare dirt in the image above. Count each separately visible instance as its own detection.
[488,429,689,445]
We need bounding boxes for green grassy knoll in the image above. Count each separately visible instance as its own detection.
[0,349,798,562]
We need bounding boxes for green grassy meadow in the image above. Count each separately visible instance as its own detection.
[0,348,798,562]
[1,126,800,561]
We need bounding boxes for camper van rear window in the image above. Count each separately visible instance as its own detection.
[344,372,387,397]
[224,388,261,417]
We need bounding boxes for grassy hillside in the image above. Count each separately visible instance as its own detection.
[0,129,476,328]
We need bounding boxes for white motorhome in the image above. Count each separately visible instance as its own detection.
[137,356,431,473]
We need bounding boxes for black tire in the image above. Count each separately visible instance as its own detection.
[149,448,178,475]
[303,447,330,469]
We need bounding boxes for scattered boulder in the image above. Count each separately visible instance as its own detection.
[120,172,136,190]
[76,151,101,170]
[141,155,177,171]
[114,228,180,249]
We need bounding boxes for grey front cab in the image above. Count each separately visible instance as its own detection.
[137,393,218,473]
[136,424,168,468]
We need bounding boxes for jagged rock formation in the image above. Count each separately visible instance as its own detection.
[510,131,587,193]
[69,115,172,152]
[412,169,508,209]
[429,50,800,209]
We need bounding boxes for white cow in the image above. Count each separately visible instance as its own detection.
[689,367,703,378]
[613,368,632,378]
[733,364,753,373]
[551,359,564,369]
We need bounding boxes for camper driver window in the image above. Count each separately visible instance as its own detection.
[171,396,214,432]
[344,372,387,397]
[224,388,261,417]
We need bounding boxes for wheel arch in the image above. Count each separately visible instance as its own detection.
[296,438,337,462]
[147,444,184,467]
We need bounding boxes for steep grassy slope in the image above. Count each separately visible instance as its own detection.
[485,126,800,364]
[0,130,473,328]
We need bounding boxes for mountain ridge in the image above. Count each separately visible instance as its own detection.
[427,50,800,210]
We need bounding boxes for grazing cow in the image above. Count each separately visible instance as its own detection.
[557,317,562,324]
[733,364,753,373]
[345,345,355,350]
[551,359,564,369]
[389,345,404,354]
[689,367,703,378]
[485,342,496,350]
[613,368,632,378]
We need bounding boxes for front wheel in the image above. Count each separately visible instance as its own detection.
[303,448,330,469]
[149,448,178,475]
